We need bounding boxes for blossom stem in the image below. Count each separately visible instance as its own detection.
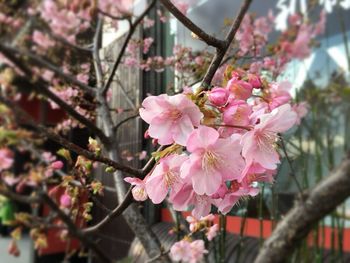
[279,137,303,195]
[212,123,252,131]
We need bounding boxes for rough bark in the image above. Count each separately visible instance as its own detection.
[254,156,350,263]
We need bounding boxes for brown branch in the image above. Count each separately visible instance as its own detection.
[83,187,133,234]
[93,17,104,87]
[0,185,110,262]
[0,96,143,178]
[201,0,252,89]
[39,193,112,263]
[98,8,132,20]
[159,0,224,49]
[254,156,350,263]
[113,113,139,133]
[0,44,96,96]
[39,85,110,144]
[101,0,157,96]
[0,185,41,204]
[0,45,109,144]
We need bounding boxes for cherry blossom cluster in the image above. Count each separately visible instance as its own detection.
[124,43,212,78]
[125,67,308,219]
[169,214,218,262]
[0,148,14,172]
[36,0,133,43]
[246,11,326,76]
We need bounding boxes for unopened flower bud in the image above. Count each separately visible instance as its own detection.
[51,161,64,170]
[208,87,229,107]
[60,193,72,208]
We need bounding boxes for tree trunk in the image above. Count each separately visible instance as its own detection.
[254,156,350,263]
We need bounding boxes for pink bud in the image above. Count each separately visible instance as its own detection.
[8,240,20,257]
[247,74,262,89]
[152,138,158,146]
[60,193,72,208]
[51,161,64,170]
[144,130,150,139]
[208,87,229,107]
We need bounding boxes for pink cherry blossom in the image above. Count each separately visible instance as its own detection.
[145,154,188,204]
[143,37,154,54]
[206,224,219,241]
[172,1,189,15]
[0,148,14,171]
[223,100,252,127]
[32,30,55,50]
[139,94,203,146]
[170,239,207,263]
[170,240,192,262]
[190,240,208,262]
[124,177,148,201]
[226,79,253,100]
[168,182,194,211]
[282,24,313,60]
[181,126,245,195]
[241,104,297,169]
[292,102,309,125]
[266,81,293,110]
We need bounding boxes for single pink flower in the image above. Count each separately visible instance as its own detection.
[191,194,214,219]
[241,104,297,169]
[138,150,147,160]
[181,126,245,195]
[292,102,309,125]
[139,94,203,146]
[223,100,252,127]
[145,154,188,204]
[124,177,148,201]
[0,148,14,171]
[267,81,292,110]
[190,240,208,262]
[226,79,253,100]
[168,182,194,211]
[32,30,55,50]
[170,240,192,262]
[206,224,219,241]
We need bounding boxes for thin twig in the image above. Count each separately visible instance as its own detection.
[40,192,112,263]
[0,96,143,178]
[0,45,109,143]
[0,44,96,96]
[280,137,304,195]
[93,17,104,87]
[159,0,224,49]
[101,0,156,96]
[83,187,133,234]
[113,114,139,133]
[201,0,252,89]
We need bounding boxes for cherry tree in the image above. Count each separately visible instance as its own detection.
[0,0,346,263]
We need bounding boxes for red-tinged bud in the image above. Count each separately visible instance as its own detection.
[51,160,64,170]
[144,130,150,139]
[247,74,262,89]
[8,240,20,257]
[60,193,72,208]
[152,138,158,146]
[208,87,229,107]
[15,180,26,194]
